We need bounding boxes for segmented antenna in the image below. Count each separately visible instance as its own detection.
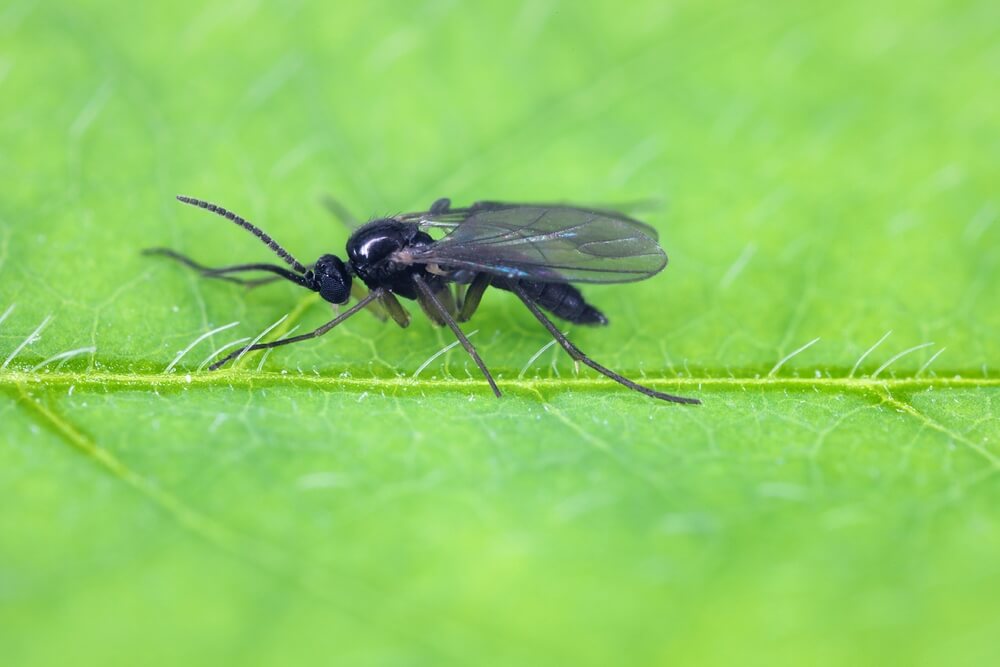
[175,195,309,274]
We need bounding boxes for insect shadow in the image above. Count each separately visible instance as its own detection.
[144,195,700,405]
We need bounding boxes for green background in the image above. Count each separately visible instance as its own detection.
[1,0,998,664]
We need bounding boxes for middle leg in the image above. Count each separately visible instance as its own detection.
[413,274,501,397]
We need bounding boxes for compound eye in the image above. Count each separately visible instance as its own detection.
[314,255,352,304]
[319,275,350,304]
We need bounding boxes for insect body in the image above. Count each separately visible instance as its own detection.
[146,195,699,405]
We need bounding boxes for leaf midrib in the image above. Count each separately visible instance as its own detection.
[3,370,998,394]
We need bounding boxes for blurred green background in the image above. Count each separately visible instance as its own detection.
[1,1,998,665]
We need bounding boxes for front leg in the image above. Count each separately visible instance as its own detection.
[208,290,383,370]
[351,283,388,322]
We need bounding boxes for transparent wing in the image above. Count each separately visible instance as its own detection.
[398,200,661,241]
[401,205,667,284]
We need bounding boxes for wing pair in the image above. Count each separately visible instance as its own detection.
[395,201,667,285]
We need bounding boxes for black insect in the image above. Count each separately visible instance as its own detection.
[145,195,699,404]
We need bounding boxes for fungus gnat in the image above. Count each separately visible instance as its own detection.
[145,195,699,405]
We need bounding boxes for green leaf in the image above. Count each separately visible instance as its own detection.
[2,1,998,665]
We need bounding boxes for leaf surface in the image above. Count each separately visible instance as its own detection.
[1,1,998,665]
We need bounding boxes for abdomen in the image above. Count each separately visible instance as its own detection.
[502,280,608,325]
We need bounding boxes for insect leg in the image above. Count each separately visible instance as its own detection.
[351,283,388,322]
[144,248,312,288]
[437,285,458,317]
[415,282,458,324]
[412,274,501,398]
[207,289,383,371]
[457,274,491,322]
[510,283,700,405]
[429,198,451,214]
[379,291,412,328]
[321,196,360,229]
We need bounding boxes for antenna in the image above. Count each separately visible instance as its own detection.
[175,195,309,274]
